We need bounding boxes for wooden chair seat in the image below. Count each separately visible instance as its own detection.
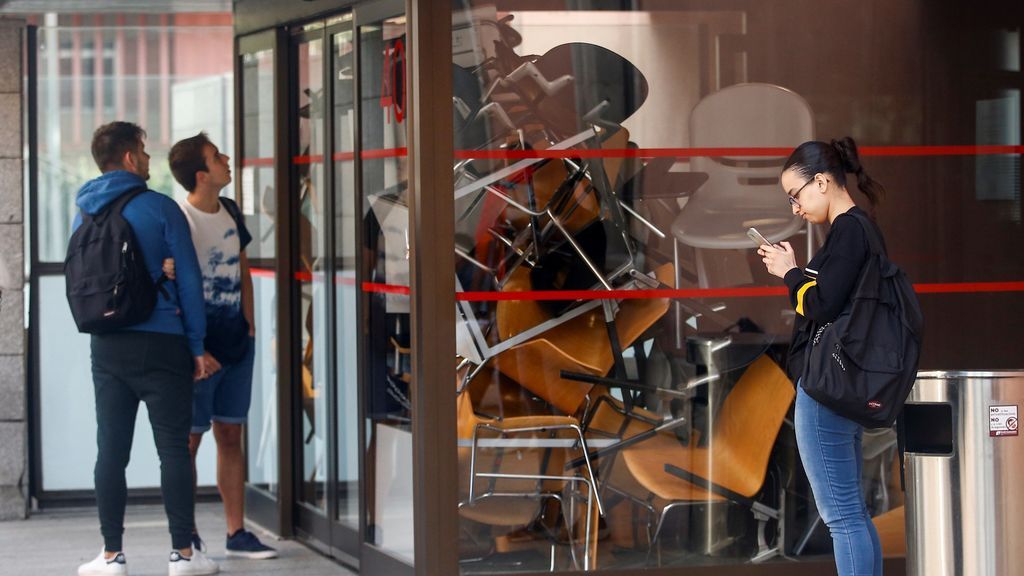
[504,152,599,234]
[459,497,543,528]
[872,505,906,557]
[503,126,630,238]
[494,262,675,415]
[487,414,582,430]
[620,355,795,501]
[457,385,573,530]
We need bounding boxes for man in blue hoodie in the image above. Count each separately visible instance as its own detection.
[74,122,219,576]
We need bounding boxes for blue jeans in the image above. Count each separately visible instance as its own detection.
[796,385,882,576]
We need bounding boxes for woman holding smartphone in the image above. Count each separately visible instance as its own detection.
[758,137,886,576]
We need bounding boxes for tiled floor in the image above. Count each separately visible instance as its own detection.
[0,502,355,576]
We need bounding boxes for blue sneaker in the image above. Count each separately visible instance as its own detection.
[225,529,278,559]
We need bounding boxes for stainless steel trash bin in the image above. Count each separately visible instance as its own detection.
[904,371,1024,576]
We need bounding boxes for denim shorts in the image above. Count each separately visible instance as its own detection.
[192,337,255,434]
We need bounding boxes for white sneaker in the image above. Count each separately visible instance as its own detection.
[78,550,128,575]
[168,548,219,575]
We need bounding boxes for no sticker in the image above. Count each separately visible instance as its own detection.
[990,405,1019,437]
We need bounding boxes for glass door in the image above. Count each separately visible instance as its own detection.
[329,14,361,554]
[290,14,364,563]
[238,29,282,533]
[278,4,409,572]
[292,20,333,544]
[355,1,413,573]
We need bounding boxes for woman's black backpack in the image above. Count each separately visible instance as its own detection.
[802,211,924,429]
[65,188,163,333]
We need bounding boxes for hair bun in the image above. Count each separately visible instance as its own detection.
[830,137,863,174]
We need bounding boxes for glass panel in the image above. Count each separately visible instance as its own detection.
[359,14,413,563]
[295,35,329,512]
[37,276,219,491]
[240,45,279,497]
[31,16,230,495]
[35,22,234,262]
[333,23,360,529]
[442,3,1024,572]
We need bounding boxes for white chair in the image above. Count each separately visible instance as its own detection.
[672,83,814,288]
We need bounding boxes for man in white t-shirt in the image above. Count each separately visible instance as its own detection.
[168,133,276,560]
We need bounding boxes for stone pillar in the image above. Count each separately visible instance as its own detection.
[0,18,27,521]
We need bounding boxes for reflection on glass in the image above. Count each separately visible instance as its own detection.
[449,4,909,572]
[35,22,234,262]
[296,36,329,512]
[333,24,360,529]
[240,46,278,496]
[360,15,414,563]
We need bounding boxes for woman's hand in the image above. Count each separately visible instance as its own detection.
[758,241,798,279]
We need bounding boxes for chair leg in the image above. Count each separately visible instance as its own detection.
[572,426,605,516]
[695,248,710,289]
[583,485,595,571]
[672,239,683,349]
[750,508,781,563]
[645,507,671,566]
[793,513,821,556]
[563,488,580,570]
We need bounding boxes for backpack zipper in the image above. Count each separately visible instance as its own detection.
[832,343,846,371]
[113,241,128,300]
[813,322,831,346]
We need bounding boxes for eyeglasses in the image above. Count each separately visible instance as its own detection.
[787,177,820,208]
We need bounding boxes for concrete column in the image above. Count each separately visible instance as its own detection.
[0,18,27,521]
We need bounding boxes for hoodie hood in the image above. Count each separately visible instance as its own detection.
[76,170,148,215]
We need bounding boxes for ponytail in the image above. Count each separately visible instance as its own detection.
[783,137,886,208]
[830,137,885,207]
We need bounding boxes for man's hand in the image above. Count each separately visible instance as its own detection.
[758,241,799,279]
[203,352,223,376]
[193,355,207,381]
[162,258,176,281]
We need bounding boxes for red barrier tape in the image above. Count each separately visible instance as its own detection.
[250,269,1024,299]
[351,281,1024,301]
[455,145,1024,160]
[244,144,1024,168]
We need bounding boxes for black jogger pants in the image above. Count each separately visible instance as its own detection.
[91,331,194,552]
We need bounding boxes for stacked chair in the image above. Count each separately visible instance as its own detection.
[370,12,813,571]
[447,29,683,570]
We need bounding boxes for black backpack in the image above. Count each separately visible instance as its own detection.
[802,211,924,429]
[65,188,165,334]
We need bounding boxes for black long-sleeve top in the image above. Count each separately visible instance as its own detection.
[783,206,871,380]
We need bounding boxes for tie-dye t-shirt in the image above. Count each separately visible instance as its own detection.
[179,197,253,361]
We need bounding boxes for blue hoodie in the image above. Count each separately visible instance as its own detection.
[73,170,206,357]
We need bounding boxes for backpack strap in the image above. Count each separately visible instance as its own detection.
[107,187,148,216]
[85,186,148,225]
[219,196,245,230]
[101,187,172,300]
[847,210,889,257]
[154,271,170,300]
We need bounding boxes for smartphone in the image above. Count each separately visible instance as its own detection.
[746,227,774,248]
